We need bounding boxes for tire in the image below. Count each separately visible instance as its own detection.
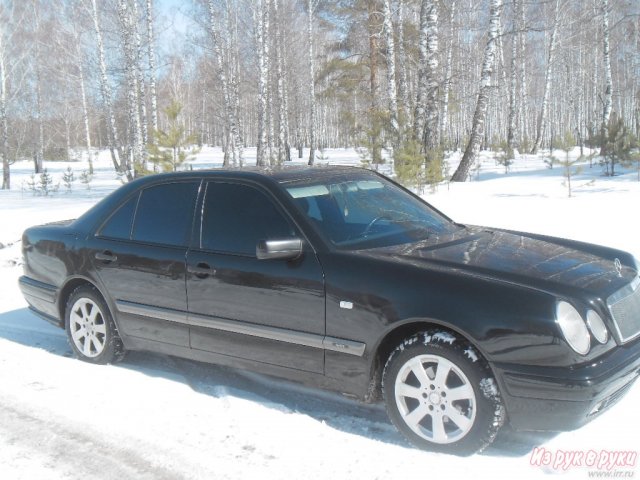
[65,285,125,364]
[382,330,505,456]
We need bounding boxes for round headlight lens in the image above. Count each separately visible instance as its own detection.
[586,310,609,344]
[556,301,590,355]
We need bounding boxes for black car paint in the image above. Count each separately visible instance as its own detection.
[19,167,640,432]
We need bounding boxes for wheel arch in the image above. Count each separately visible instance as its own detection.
[366,318,493,402]
[57,276,111,326]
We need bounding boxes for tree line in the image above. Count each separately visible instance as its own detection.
[0,0,638,189]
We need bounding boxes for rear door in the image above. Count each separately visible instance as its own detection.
[186,181,326,373]
[91,181,200,347]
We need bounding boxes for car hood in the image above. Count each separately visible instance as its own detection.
[366,227,636,297]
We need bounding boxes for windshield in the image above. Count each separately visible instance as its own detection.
[284,173,459,250]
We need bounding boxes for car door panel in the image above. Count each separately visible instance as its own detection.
[89,181,200,347]
[186,181,326,374]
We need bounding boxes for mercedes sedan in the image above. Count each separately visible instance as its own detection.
[19,167,640,455]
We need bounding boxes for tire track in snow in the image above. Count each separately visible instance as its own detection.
[0,398,187,480]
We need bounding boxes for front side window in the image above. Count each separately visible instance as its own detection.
[201,182,296,256]
[131,182,199,247]
[284,174,458,249]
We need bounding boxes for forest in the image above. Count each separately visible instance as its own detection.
[0,0,638,189]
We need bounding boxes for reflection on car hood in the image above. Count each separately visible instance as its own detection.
[368,227,635,296]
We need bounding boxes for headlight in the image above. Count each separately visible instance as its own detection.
[556,301,590,355]
[586,310,609,344]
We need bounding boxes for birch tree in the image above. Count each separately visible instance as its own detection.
[307,0,317,166]
[506,0,518,151]
[440,0,456,144]
[91,0,127,178]
[146,0,158,135]
[451,0,503,181]
[0,16,10,189]
[600,0,612,155]
[254,0,271,166]
[396,0,410,122]
[273,0,290,164]
[382,0,398,137]
[414,0,439,150]
[117,0,144,174]
[208,0,241,166]
[531,0,560,154]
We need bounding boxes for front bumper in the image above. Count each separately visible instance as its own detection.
[493,338,640,431]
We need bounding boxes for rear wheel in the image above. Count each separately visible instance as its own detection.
[65,285,125,364]
[383,331,504,455]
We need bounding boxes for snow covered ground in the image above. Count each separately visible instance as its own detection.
[1,147,639,479]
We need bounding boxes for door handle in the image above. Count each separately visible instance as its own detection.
[189,262,213,278]
[95,251,117,263]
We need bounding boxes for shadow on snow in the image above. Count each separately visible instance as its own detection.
[0,307,555,457]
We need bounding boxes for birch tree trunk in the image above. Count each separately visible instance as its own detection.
[255,0,271,166]
[396,0,409,123]
[600,0,612,154]
[307,0,317,165]
[34,34,44,173]
[0,26,9,189]
[382,0,398,138]
[440,0,455,144]
[518,0,528,143]
[91,0,127,178]
[132,0,148,170]
[73,29,93,174]
[146,0,158,136]
[414,0,439,150]
[118,0,143,174]
[229,1,244,165]
[531,0,560,154]
[451,0,503,182]
[507,0,518,151]
[368,1,382,164]
[208,0,238,166]
[274,0,289,164]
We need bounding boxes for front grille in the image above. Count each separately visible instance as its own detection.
[607,276,640,343]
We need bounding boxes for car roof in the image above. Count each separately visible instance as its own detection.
[133,165,380,185]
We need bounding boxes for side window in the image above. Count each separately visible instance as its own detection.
[201,182,295,255]
[98,193,139,240]
[132,182,199,247]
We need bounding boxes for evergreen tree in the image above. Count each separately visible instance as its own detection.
[600,114,634,176]
[552,131,580,197]
[148,101,200,173]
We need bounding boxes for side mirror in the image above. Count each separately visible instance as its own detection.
[256,238,304,261]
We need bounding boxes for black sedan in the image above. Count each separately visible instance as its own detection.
[18,167,640,455]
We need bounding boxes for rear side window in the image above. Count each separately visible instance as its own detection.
[201,182,295,255]
[132,182,199,247]
[98,193,139,240]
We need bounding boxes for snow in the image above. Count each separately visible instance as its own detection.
[1,147,639,479]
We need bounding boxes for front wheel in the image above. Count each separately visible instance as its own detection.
[382,331,505,455]
[65,285,125,364]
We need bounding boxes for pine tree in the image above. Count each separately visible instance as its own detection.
[552,131,580,197]
[148,100,200,173]
[600,114,634,176]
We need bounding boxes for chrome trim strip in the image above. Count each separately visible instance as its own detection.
[323,336,367,356]
[115,300,366,357]
[188,312,326,350]
[116,300,187,324]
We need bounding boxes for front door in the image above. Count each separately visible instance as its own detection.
[186,181,326,373]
